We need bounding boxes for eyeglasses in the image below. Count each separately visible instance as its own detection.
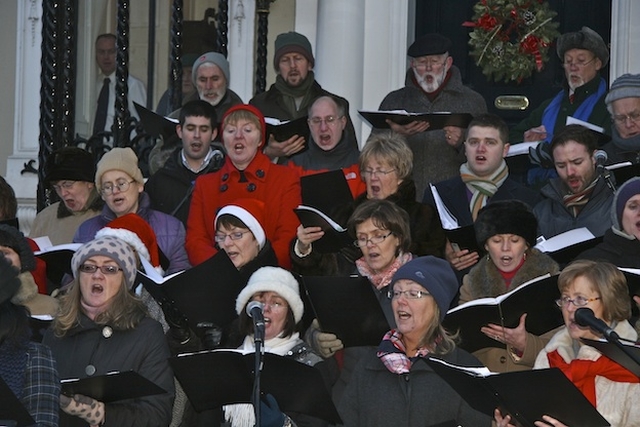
[214,231,250,243]
[308,116,343,127]
[555,295,601,308]
[387,289,430,300]
[100,180,135,196]
[413,56,448,69]
[561,57,596,69]
[251,299,287,312]
[353,231,393,247]
[612,111,640,125]
[361,169,396,178]
[79,264,122,275]
[52,181,76,192]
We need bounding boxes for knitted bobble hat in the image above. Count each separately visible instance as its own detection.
[605,74,640,106]
[71,236,138,289]
[215,199,267,250]
[192,51,230,85]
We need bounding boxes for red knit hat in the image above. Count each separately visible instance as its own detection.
[95,213,162,270]
[221,104,267,148]
[215,198,267,249]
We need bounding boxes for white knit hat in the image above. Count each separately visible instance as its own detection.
[215,199,267,250]
[235,267,304,323]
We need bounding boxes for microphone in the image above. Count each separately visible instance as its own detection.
[594,149,608,175]
[574,307,620,341]
[246,301,265,342]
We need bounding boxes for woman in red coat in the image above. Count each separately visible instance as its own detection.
[186,104,300,268]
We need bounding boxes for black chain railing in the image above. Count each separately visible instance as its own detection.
[216,0,229,57]
[113,0,132,148]
[255,0,274,95]
[169,0,184,112]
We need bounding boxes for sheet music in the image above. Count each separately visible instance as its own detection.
[430,184,459,229]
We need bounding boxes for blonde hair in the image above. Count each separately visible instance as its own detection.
[360,131,413,181]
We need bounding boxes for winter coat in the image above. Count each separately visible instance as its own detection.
[379,66,487,197]
[186,151,300,269]
[459,248,559,372]
[534,321,640,426]
[291,179,445,277]
[30,194,103,245]
[145,147,224,226]
[577,228,640,267]
[509,75,611,143]
[43,315,175,427]
[73,192,190,274]
[533,177,614,239]
[337,347,491,426]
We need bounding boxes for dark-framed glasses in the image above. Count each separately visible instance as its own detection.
[100,179,135,195]
[52,181,76,192]
[214,231,250,243]
[387,289,430,300]
[353,231,393,247]
[555,295,601,308]
[79,264,122,275]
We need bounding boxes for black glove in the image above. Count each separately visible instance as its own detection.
[260,394,286,427]
[159,299,193,345]
[528,142,554,169]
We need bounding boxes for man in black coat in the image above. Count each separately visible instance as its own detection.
[250,31,356,162]
[423,113,540,278]
[145,100,224,225]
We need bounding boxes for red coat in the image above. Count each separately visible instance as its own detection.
[186,151,300,268]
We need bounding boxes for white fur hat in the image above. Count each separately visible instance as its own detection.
[235,266,304,323]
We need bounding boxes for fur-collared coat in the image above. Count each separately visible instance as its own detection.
[535,321,640,426]
[459,248,559,372]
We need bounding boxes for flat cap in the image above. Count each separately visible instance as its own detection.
[408,33,452,58]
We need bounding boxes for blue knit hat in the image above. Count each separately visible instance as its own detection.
[390,256,458,321]
[613,177,640,231]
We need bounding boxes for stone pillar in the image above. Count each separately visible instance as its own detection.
[227,0,256,102]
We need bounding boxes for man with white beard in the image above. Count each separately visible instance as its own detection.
[378,34,487,197]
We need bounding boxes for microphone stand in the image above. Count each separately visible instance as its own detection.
[601,168,616,193]
[252,319,265,426]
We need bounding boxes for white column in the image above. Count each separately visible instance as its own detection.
[610,0,640,80]
[227,0,256,103]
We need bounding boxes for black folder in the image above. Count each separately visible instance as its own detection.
[581,338,640,377]
[265,116,310,142]
[0,217,19,229]
[137,251,244,336]
[544,235,603,267]
[302,276,390,347]
[300,169,354,214]
[169,350,341,424]
[0,376,35,426]
[61,371,167,403]
[445,224,483,255]
[34,243,80,288]
[359,110,473,130]
[426,358,610,427]
[293,206,352,253]
[443,274,563,353]
[605,161,640,186]
[134,102,179,140]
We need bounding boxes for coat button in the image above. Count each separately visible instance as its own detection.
[500,356,507,364]
[222,173,229,181]
[247,183,256,192]
[256,169,265,178]
[220,184,228,192]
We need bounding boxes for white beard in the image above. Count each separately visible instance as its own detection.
[413,68,446,93]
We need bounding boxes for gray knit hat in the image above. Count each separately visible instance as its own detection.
[95,147,144,189]
[192,52,230,85]
[605,74,640,107]
[71,236,138,289]
[557,26,609,67]
[273,32,314,70]
[235,266,304,323]
[0,224,36,273]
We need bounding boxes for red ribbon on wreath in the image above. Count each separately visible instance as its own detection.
[521,35,543,71]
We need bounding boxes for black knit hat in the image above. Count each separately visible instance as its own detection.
[0,255,20,306]
[407,33,452,58]
[273,32,314,70]
[44,147,96,186]
[0,224,36,273]
[474,200,538,248]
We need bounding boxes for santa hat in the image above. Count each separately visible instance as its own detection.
[95,213,163,274]
[215,199,267,250]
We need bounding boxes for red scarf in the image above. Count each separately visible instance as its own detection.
[547,349,640,406]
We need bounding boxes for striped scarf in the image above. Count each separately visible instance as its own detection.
[377,330,431,375]
[460,160,509,220]
[562,178,598,217]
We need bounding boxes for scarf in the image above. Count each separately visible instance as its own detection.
[356,252,413,290]
[547,348,640,407]
[273,71,317,119]
[377,329,431,375]
[289,129,360,171]
[223,333,301,427]
[611,126,640,157]
[541,78,607,143]
[460,160,509,220]
[562,177,598,217]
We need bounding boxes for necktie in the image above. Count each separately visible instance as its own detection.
[93,77,110,135]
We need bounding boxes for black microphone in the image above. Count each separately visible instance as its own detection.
[574,307,620,341]
[594,149,608,175]
[246,301,265,342]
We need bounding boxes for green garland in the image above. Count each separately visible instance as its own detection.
[464,0,560,83]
